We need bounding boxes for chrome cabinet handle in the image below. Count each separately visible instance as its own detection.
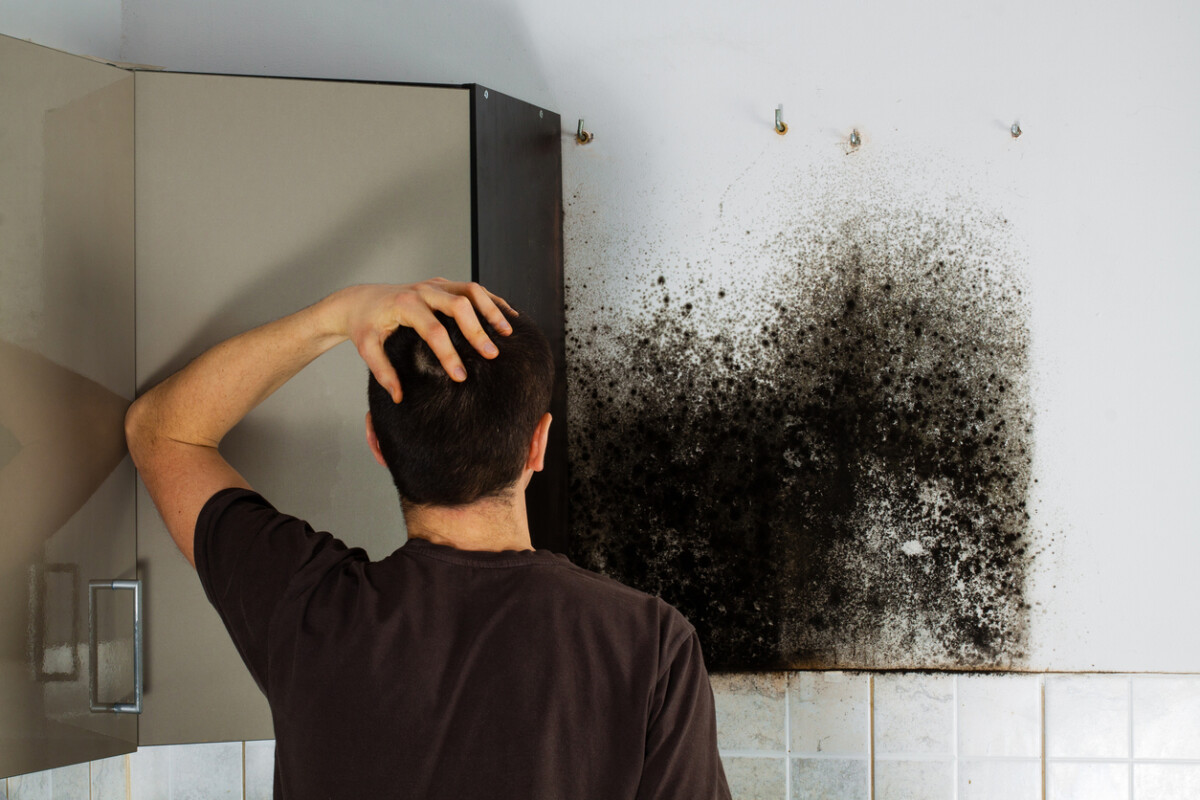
[88,579,142,714]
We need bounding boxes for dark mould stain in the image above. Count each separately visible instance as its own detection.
[566,206,1035,671]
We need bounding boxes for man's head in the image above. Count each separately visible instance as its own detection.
[366,309,553,509]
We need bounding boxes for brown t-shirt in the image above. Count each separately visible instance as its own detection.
[195,488,731,800]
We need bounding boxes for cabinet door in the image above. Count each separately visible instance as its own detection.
[134,72,472,744]
[0,36,138,777]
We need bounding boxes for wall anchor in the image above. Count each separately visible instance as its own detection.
[576,119,594,144]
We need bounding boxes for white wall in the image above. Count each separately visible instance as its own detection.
[6,0,1198,671]
[0,0,121,62]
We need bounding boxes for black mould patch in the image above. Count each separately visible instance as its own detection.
[567,208,1034,671]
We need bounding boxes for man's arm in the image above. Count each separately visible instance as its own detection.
[125,279,513,566]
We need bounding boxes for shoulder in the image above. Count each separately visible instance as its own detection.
[196,487,358,603]
[544,558,697,642]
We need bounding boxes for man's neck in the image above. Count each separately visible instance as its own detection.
[403,493,533,552]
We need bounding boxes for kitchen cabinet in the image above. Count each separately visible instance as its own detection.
[0,36,139,775]
[0,32,564,769]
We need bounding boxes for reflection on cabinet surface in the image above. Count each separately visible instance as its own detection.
[1,32,563,769]
[135,70,474,744]
[0,36,138,776]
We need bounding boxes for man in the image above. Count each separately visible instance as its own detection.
[125,279,731,799]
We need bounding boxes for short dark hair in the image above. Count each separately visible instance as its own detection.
[367,309,553,507]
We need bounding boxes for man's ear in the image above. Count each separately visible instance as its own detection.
[525,413,552,473]
[366,412,388,467]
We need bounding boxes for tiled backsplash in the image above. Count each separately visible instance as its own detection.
[7,673,1199,799]
[713,672,1200,799]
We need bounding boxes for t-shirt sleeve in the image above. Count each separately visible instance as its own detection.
[636,626,733,800]
[194,487,355,695]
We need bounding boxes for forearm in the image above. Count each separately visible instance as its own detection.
[126,292,348,453]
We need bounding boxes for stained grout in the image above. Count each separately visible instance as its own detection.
[868,674,875,800]
[953,674,960,800]
[783,676,791,800]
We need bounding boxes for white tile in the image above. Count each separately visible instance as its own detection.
[959,760,1041,800]
[1133,763,1200,800]
[711,672,787,751]
[130,742,242,800]
[1045,675,1130,759]
[9,763,89,800]
[874,674,955,756]
[718,757,785,800]
[874,759,955,800]
[789,672,869,756]
[167,742,242,800]
[957,674,1041,758]
[1132,676,1200,760]
[790,758,869,799]
[244,740,275,800]
[1047,762,1129,800]
[92,754,130,800]
[5,770,49,800]
[129,746,171,800]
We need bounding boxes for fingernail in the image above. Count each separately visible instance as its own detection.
[484,343,498,356]
[453,366,467,381]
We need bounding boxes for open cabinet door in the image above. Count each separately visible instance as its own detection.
[133,71,473,744]
[0,36,139,777]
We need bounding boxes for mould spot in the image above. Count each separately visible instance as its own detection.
[567,202,1034,671]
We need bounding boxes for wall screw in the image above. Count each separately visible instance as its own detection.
[576,119,594,144]
[1011,121,1022,138]
[849,129,861,148]
[775,104,788,135]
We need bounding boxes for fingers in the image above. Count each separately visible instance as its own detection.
[424,279,516,328]
[405,302,468,382]
[358,333,403,403]
[474,285,519,327]
[360,280,518,389]
[418,282,514,361]
[461,282,514,339]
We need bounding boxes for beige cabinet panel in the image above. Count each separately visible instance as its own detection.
[134,71,472,744]
[0,36,137,777]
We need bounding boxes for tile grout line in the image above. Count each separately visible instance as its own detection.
[1128,676,1135,800]
[784,676,791,800]
[953,674,960,800]
[243,741,247,800]
[1040,675,1046,800]
[868,674,875,800]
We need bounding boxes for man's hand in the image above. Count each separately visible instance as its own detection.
[332,279,516,404]
[126,279,515,566]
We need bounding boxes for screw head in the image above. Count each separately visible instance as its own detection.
[1011,122,1022,138]
[483,89,489,99]
[849,129,861,147]
[539,109,544,118]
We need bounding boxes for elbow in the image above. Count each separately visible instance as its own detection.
[123,394,156,465]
